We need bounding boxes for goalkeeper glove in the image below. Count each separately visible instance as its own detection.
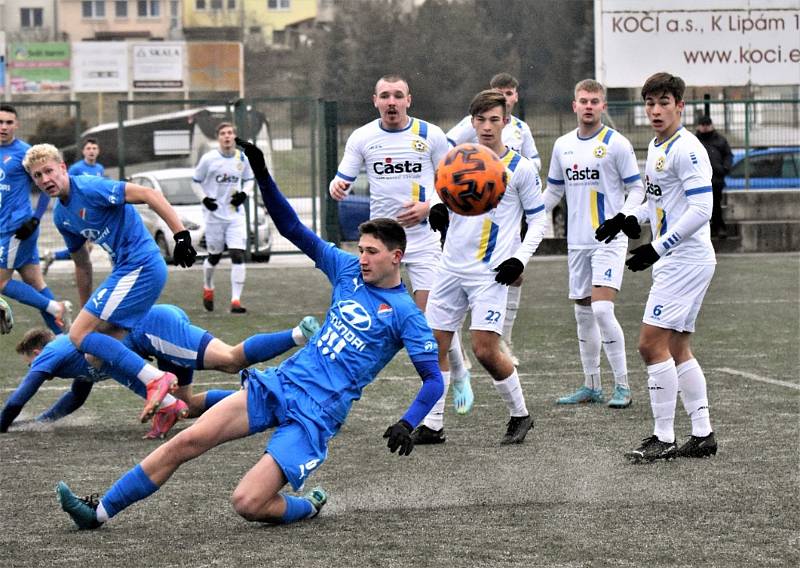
[202,197,218,211]
[230,191,247,208]
[172,230,197,268]
[494,258,524,286]
[14,217,39,240]
[383,420,414,456]
[235,137,268,179]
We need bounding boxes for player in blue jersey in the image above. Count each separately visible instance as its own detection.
[0,104,72,335]
[22,143,198,427]
[56,138,444,530]
[1,308,320,438]
[67,138,105,178]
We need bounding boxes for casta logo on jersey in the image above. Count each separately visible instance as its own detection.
[215,173,240,184]
[373,158,422,175]
[565,164,600,181]
[336,300,372,330]
[645,175,662,197]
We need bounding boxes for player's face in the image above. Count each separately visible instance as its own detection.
[573,89,606,129]
[645,92,685,140]
[0,111,18,145]
[217,126,236,152]
[471,105,508,154]
[494,87,518,113]
[28,158,70,198]
[358,233,402,287]
[82,143,100,163]
[373,80,411,130]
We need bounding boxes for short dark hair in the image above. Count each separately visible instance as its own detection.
[0,104,18,116]
[358,218,406,253]
[641,72,686,102]
[375,74,410,95]
[490,73,519,90]
[82,137,99,148]
[15,328,55,356]
[698,115,713,126]
[469,90,507,118]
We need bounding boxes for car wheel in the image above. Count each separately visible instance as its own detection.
[155,232,172,262]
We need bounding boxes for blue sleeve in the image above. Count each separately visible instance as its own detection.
[38,380,93,422]
[0,370,51,432]
[33,191,50,220]
[400,358,444,428]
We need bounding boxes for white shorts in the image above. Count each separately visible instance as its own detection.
[426,271,508,334]
[402,245,441,293]
[567,245,626,299]
[643,261,715,333]
[205,217,246,255]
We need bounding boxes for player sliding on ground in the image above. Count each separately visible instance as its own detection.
[56,138,444,529]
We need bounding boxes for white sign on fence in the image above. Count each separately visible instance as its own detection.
[71,42,128,93]
[595,0,800,87]
[132,43,184,90]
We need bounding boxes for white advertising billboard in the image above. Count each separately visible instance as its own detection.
[72,42,128,93]
[132,42,184,90]
[595,0,800,87]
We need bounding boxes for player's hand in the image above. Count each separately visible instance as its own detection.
[14,217,39,240]
[235,137,267,178]
[383,420,414,456]
[0,297,14,335]
[230,191,247,208]
[172,230,197,268]
[621,215,642,239]
[494,258,524,285]
[428,203,450,234]
[596,214,642,243]
[625,243,660,272]
[202,197,218,211]
[397,201,429,228]
[328,179,351,201]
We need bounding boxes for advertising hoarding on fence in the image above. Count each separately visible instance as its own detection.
[595,0,800,87]
[8,42,70,94]
[72,42,128,93]
[187,42,243,93]
[132,42,184,90]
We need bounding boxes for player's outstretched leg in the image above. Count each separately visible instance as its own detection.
[143,399,189,440]
[56,482,102,530]
[141,372,179,422]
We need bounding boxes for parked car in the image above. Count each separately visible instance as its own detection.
[128,168,272,262]
[337,173,371,241]
[726,147,800,190]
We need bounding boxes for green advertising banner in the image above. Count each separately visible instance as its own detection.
[8,42,70,94]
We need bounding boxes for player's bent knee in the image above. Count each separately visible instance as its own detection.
[207,254,222,266]
[229,249,245,264]
[231,490,273,522]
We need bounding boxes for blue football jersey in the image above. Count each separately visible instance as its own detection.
[31,335,111,383]
[68,160,105,177]
[272,240,438,423]
[0,139,33,232]
[53,175,159,266]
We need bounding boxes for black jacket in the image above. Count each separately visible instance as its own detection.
[696,130,733,186]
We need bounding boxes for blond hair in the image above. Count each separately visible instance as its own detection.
[22,143,63,173]
[574,79,606,100]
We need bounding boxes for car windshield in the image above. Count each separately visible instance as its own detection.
[159,177,198,205]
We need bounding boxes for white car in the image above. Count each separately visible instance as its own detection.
[128,168,272,262]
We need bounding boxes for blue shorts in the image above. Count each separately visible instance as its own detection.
[85,256,167,329]
[245,368,340,491]
[0,228,40,270]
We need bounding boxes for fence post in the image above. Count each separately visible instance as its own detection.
[117,101,126,180]
[323,100,340,246]
[232,98,253,261]
[744,101,751,190]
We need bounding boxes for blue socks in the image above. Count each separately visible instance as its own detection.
[243,330,295,364]
[80,332,150,380]
[3,281,61,334]
[204,389,235,410]
[55,248,71,261]
[100,464,159,519]
[280,494,315,524]
[38,287,61,334]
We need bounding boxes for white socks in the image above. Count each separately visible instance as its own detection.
[647,358,678,443]
[203,258,215,290]
[503,284,522,340]
[448,331,468,380]
[592,300,628,388]
[422,371,450,431]
[231,263,246,302]
[574,304,601,389]
[493,369,528,417]
[677,358,713,437]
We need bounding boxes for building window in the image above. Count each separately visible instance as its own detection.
[267,0,290,10]
[195,0,206,9]
[170,0,179,28]
[138,0,160,17]
[20,7,44,27]
[227,0,236,8]
[210,0,222,9]
[115,0,128,17]
[82,1,106,19]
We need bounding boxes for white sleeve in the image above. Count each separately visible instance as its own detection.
[332,131,365,184]
[193,154,209,187]
[445,116,476,146]
[512,167,547,265]
[542,144,565,212]
[520,122,541,171]
[616,139,645,215]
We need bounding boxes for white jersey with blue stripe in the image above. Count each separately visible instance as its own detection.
[193,149,254,223]
[333,117,449,257]
[644,127,715,264]
[0,138,33,232]
[31,335,111,383]
[53,175,160,266]
[547,125,642,249]
[447,114,541,170]
[271,240,438,423]
[441,148,546,277]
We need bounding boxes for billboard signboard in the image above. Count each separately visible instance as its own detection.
[132,42,184,90]
[8,42,70,94]
[72,42,128,93]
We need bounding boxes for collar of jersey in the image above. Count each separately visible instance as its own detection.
[576,124,606,141]
[654,125,684,148]
[362,278,407,293]
[378,117,414,133]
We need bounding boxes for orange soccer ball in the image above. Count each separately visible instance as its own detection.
[434,143,508,216]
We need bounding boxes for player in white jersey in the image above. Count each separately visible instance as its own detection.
[329,74,472,405]
[617,73,718,463]
[542,79,644,409]
[193,122,255,314]
[415,90,547,446]
[447,73,541,371]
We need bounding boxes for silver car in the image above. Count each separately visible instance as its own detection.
[128,168,272,262]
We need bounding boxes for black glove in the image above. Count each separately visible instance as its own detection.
[596,213,642,244]
[202,197,218,211]
[230,191,247,208]
[235,137,267,178]
[14,217,39,240]
[172,230,197,268]
[428,203,449,234]
[383,420,414,456]
[625,243,660,272]
[494,257,524,285]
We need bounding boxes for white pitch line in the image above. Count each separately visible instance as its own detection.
[715,367,800,390]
